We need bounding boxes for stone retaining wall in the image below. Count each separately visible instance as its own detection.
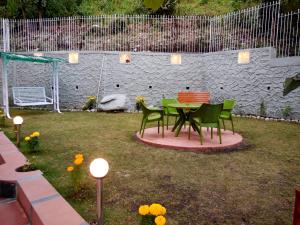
[1,47,300,119]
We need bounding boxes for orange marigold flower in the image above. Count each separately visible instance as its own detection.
[74,157,83,165]
[138,205,149,216]
[161,206,167,215]
[155,216,166,225]
[149,203,163,216]
[67,166,74,172]
[75,154,83,159]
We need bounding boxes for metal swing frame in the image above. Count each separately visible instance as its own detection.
[0,52,66,119]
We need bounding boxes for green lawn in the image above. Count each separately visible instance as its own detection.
[2,109,300,225]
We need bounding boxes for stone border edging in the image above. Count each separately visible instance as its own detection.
[233,114,300,123]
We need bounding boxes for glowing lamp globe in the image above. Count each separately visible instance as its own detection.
[13,116,23,125]
[89,158,109,178]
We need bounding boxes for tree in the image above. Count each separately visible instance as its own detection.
[0,0,81,18]
[144,0,177,15]
[261,0,300,13]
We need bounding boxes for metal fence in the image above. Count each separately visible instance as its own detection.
[0,1,299,57]
[277,9,300,57]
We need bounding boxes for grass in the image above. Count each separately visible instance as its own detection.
[2,109,300,225]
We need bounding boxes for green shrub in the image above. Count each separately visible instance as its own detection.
[259,100,267,117]
[282,105,292,119]
[24,132,40,152]
[82,96,96,110]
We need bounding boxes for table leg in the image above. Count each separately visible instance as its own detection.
[172,115,182,132]
[175,120,186,137]
[174,109,187,137]
[191,122,201,135]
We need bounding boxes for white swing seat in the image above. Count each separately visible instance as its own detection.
[12,87,53,106]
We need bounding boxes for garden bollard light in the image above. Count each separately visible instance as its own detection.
[13,116,23,147]
[89,158,109,225]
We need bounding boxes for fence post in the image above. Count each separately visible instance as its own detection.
[209,18,212,52]
[1,19,4,51]
[3,19,10,52]
[275,0,281,52]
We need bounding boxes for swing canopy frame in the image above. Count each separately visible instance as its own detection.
[0,52,66,119]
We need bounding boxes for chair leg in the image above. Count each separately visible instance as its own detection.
[188,123,191,140]
[162,119,164,138]
[139,118,145,134]
[141,120,147,138]
[211,127,213,139]
[158,121,160,133]
[231,118,234,134]
[222,119,226,130]
[200,126,203,145]
[218,125,222,144]
[166,115,169,130]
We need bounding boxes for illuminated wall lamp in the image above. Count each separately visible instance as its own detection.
[238,51,250,64]
[170,54,181,65]
[33,52,44,57]
[119,52,131,64]
[69,52,79,64]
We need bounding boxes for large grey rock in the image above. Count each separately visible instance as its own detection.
[98,94,128,111]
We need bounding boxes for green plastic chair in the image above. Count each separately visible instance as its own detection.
[188,103,223,145]
[161,98,179,129]
[220,99,236,134]
[139,102,164,138]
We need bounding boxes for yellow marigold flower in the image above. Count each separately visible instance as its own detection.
[32,131,40,137]
[24,136,31,141]
[149,203,163,216]
[75,154,83,159]
[74,157,83,165]
[161,206,167,215]
[135,96,145,103]
[88,96,96,100]
[67,166,74,172]
[30,134,34,138]
[155,216,166,225]
[138,205,149,216]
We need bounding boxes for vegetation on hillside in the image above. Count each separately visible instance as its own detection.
[0,0,299,19]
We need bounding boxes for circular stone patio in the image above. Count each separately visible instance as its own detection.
[136,127,243,152]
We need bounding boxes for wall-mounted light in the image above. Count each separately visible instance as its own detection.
[119,52,131,64]
[170,54,181,65]
[238,51,250,64]
[33,52,44,57]
[69,52,79,64]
